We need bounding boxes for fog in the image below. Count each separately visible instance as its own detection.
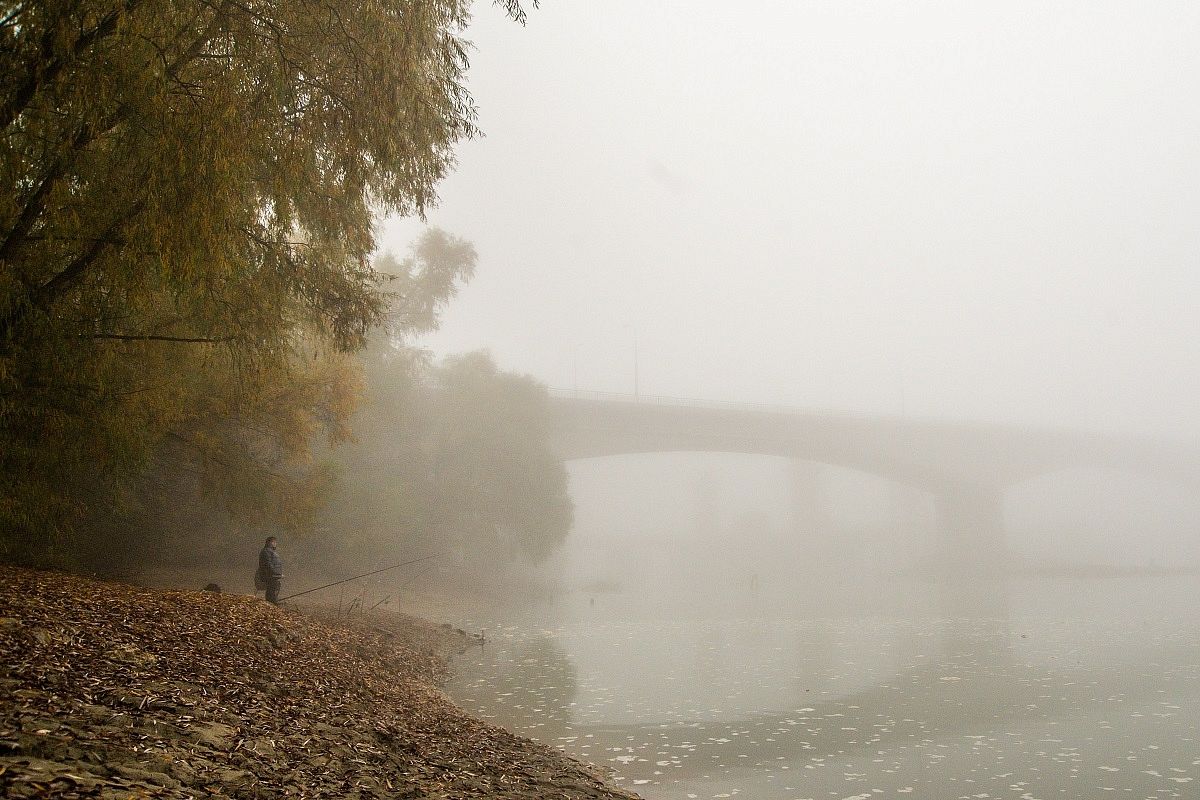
[374,1,1200,593]
[551,453,1200,597]
[384,0,1200,438]
[382,5,1200,797]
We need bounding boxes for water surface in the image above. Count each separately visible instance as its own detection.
[445,577,1200,799]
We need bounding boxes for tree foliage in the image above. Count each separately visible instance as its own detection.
[321,347,573,577]
[0,0,526,564]
[310,228,571,578]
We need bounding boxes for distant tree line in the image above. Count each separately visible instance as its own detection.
[318,346,573,577]
[0,1,558,571]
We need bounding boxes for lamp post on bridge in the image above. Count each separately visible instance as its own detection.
[633,329,639,399]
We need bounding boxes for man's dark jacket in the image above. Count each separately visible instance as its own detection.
[258,546,283,582]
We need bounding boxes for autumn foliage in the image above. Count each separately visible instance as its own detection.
[0,2,525,564]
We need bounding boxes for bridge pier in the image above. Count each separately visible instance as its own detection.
[788,460,827,538]
[934,483,1008,575]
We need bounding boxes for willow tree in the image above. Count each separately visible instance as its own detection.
[0,1,528,562]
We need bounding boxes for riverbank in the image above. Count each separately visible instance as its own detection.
[0,565,640,799]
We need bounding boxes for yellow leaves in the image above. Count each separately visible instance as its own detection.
[1,0,502,559]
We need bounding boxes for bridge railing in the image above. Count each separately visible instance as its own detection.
[545,388,863,418]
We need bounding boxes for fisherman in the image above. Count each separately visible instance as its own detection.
[256,536,283,604]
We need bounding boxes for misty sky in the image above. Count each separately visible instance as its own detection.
[381,1,1200,438]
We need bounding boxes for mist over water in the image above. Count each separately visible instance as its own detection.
[438,452,1200,799]
[447,566,1200,799]
[387,3,1200,798]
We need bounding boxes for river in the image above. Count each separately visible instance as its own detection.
[444,574,1200,799]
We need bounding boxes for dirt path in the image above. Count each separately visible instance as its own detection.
[0,565,640,799]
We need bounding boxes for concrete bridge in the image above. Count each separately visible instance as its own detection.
[546,392,1200,570]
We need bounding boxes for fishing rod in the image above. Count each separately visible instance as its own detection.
[366,559,442,610]
[278,554,438,602]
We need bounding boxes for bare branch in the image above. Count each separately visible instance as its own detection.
[493,0,538,25]
[85,333,237,343]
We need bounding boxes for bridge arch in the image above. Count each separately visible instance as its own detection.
[547,395,1200,573]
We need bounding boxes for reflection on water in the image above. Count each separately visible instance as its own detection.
[445,577,1200,799]
[455,635,578,742]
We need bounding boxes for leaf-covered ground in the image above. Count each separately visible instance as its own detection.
[0,566,640,799]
